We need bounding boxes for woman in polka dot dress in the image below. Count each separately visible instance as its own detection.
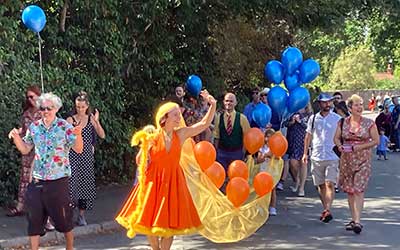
[67,91,105,226]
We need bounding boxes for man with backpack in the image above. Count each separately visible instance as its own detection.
[302,93,341,223]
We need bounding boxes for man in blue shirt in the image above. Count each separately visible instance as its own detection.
[243,88,263,128]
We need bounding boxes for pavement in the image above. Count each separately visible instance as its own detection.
[0,184,132,249]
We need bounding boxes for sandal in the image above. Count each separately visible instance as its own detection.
[6,207,25,217]
[345,221,355,231]
[321,210,333,223]
[353,222,363,234]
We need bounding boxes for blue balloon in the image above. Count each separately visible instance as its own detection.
[186,75,202,96]
[287,87,310,114]
[22,5,46,33]
[267,86,288,118]
[252,104,272,128]
[299,59,320,83]
[281,47,303,75]
[264,60,284,84]
[284,73,300,91]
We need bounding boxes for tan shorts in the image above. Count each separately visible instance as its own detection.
[311,160,339,186]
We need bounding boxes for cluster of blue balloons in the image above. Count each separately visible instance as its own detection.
[186,75,202,96]
[22,5,46,33]
[264,47,320,119]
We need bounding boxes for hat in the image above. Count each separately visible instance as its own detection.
[316,93,334,102]
[260,87,270,95]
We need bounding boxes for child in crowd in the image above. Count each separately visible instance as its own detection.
[377,128,390,160]
[256,128,278,216]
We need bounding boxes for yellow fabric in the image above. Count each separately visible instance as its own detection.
[180,139,283,243]
[213,111,250,139]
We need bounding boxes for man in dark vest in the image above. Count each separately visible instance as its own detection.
[213,93,250,171]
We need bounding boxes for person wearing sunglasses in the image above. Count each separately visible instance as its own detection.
[8,92,83,250]
[7,86,41,218]
[243,88,262,128]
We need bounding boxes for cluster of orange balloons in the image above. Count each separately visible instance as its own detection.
[194,136,279,208]
[194,141,225,189]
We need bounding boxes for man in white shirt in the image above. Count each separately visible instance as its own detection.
[302,93,341,223]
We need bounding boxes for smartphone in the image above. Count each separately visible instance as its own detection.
[342,145,353,153]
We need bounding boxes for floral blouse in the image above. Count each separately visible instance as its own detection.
[23,118,77,180]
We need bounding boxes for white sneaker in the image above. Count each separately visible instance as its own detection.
[269,207,277,216]
[276,182,284,191]
[290,186,298,193]
[45,219,55,231]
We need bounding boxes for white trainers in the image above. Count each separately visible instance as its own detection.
[290,186,298,193]
[276,182,284,191]
[298,190,305,197]
[269,207,277,216]
[77,215,88,226]
[45,219,55,231]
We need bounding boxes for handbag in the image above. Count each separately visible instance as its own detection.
[332,118,345,157]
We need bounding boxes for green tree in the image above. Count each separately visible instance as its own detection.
[329,46,376,90]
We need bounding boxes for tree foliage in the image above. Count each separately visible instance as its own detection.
[1,0,397,205]
[329,46,376,90]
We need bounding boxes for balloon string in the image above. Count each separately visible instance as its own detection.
[37,33,44,92]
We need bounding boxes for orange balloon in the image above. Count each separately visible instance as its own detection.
[253,172,274,196]
[194,141,216,171]
[268,132,288,157]
[205,162,226,189]
[243,128,264,154]
[226,177,250,207]
[228,160,249,180]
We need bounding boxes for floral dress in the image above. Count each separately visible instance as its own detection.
[339,117,374,194]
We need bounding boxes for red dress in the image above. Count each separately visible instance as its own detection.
[116,131,202,237]
[339,117,374,194]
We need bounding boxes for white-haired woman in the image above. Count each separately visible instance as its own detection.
[334,94,379,234]
[9,92,83,250]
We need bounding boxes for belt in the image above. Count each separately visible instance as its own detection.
[32,177,67,184]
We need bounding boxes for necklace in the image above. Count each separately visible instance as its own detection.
[164,131,173,142]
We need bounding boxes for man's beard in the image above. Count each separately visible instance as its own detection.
[322,106,331,112]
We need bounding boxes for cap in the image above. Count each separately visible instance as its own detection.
[316,93,334,102]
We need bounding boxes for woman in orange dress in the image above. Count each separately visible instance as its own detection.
[116,90,216,250]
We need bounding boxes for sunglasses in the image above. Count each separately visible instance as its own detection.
[39,106,54,111]
[26,95,35,99]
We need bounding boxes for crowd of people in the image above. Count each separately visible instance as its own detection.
[7,84,395,249]
[165,86,380,237]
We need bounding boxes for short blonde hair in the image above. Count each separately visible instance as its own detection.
[347,94,363,108]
